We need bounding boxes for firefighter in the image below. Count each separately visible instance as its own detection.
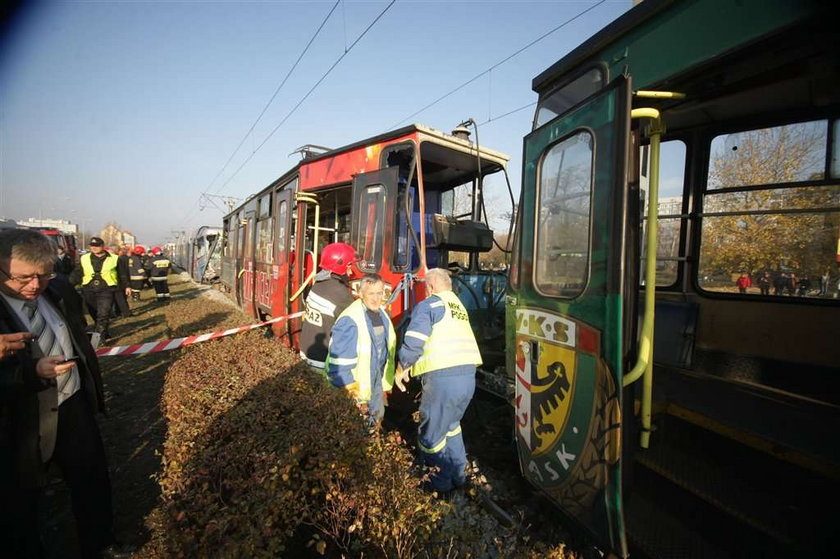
[141,248,153,289]
[71,237,128,341]
[299,242,357,371]
[148,246,172,302]
[394,268,481,493]
[325,274,396,429]
[127,245,147,301]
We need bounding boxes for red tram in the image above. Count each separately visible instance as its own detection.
[220,123,510,360]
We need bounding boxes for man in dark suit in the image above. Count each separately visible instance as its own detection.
[0,228,115,558]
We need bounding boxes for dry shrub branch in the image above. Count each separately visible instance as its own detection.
[139,290,569,558]
[144,296,452,557]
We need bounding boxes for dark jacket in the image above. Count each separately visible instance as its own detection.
[0,279,106,488]
[148,254,171,279]
[54,254,74,276]
[300,273,354,366]
[116,254,131,286]
[127,255,147,280]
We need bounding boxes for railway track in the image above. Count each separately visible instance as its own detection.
[383,384,585,554]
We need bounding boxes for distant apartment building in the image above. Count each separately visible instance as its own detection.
[100,222,136,247]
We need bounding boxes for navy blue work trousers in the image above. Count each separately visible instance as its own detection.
[417,365,475,492]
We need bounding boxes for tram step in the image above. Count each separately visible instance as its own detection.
[634,416,807,550]
[624,486,729,559]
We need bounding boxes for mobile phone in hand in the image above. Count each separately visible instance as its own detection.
[58,356,79,364]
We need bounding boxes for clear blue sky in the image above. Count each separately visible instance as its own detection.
[1,0,630,245]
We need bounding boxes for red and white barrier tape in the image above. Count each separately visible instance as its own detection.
[95,311,304,357]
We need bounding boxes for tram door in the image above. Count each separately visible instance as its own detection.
[350,167,398,275]
[271,186,294,339]
[509,76,631,557]
[237,210,257,315]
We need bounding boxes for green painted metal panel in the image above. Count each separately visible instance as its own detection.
[510,76,631,556]
[535,0,820,95]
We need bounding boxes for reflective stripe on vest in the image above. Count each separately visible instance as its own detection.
[80,253,119,286]
[410,290,481,376]
[325,299,396,402]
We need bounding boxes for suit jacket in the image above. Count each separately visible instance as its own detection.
[0,278,106,488]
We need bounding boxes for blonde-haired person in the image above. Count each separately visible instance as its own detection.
[325,274,396,429]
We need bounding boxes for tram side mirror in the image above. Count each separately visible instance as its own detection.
[430,214,493,252]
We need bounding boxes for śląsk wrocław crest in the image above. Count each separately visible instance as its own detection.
[514,308,621,523]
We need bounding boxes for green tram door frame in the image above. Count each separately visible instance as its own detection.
[510,76,631,557]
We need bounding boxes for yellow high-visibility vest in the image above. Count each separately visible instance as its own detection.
[325,299,396,402]
[410,290,481,376]
[80,253,119,286]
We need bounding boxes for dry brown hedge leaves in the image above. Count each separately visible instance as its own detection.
[139,287,569,558]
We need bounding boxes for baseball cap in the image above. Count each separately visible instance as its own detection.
[89,237,105,247]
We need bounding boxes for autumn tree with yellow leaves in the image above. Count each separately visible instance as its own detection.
[699,121,839,285]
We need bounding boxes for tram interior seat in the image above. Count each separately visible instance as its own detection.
[652,300,698,369]
[650,297,839,404]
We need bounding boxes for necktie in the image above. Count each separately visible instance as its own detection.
[23,300,71,393]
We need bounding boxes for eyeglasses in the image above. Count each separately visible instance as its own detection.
[0,268,57,285]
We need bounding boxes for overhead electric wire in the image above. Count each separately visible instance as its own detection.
[178,1,342,227]
[178,0,594,229]
[207,0,341,195]
[388,0,606,129]
[478,101,537,126]
[213,0,397,195]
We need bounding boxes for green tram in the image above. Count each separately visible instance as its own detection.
[505,0,839,556]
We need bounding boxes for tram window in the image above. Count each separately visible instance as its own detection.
[237,219,246,257]
[640,140,686,287]
[440,183,473,218]
[313,189,352,249]
[707,121,826,189]
[393,185,418,271]
[534,130,593,298]
[534,68,604,129]
[699,120,839,298]
[222,219,232,257]
[447,251,470,270]
[277,200,288,255]
[256,216,273,263]
[354,184,386,272]
[383,144,419,271]
[258,193,272,219]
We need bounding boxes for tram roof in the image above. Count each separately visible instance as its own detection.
[223,123,510,217]
[532,0,826,96]
[303,123,509,168]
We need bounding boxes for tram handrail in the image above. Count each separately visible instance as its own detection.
[622,102,672,449]
[290,192,320,302]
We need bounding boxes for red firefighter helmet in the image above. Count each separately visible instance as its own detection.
[319,242,358,275]
[133,245,145,255]
[150,246,162,255]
